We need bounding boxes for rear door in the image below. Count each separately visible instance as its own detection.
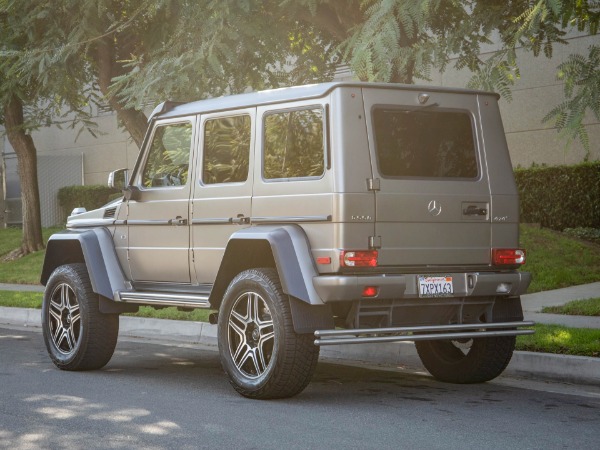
[191,109,254,285]
[362,88,491,268]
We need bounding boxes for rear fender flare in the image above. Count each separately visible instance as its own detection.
[210,225,323,307]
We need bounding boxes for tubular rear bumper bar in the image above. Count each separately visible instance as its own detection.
[314,321,535,346]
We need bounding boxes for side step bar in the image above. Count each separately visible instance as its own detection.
[116,291,212,309]
[314,321,535,346]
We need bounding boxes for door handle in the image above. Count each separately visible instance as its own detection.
[463,205,487,216]
[169,216,188,226]
[231,214,250,225]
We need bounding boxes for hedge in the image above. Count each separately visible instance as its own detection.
[57,185,116,223]
[514,162,600,231]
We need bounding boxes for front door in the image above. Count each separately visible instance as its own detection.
[127,117,195,283]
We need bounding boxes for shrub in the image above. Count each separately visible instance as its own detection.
[563,227,600,245]
[57,185,115,222]
[515,162,600,230]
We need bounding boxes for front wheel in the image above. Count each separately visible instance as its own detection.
[415,336,515,384]
[218,268,320,399]
[42,263,119,371]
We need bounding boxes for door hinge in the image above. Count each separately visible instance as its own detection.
[367,178,380,191]
[369,236,381,249]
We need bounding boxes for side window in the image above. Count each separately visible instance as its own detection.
[203,115,251,184]
[263,107,324,180]
[142,122,192,187]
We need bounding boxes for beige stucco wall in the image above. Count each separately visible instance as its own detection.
[29,111,139,186]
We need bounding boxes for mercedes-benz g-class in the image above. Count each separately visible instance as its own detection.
[41,82,532,399]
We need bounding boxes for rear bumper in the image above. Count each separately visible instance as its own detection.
[314,321,535,346]
[313,271,531,303]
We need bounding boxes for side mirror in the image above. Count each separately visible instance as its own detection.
[108,168,128,191]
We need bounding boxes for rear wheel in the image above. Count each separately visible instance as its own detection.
[218,268,319,399]
[42,264,119,371]
[415,336,515,383]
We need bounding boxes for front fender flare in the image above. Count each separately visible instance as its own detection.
[41,228,129,302]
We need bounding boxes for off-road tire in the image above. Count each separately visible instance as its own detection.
[42,263,119,370]
[218,268,320,399]
[415,336,515,384]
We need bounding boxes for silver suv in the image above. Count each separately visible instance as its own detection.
[41,82,532,399]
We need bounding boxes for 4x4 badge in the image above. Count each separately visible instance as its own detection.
[427,200,442,216]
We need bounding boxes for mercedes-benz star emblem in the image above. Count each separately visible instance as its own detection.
[427,200,442,216]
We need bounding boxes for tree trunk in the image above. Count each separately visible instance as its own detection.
[3,94,44,256]
[96,39,148,149]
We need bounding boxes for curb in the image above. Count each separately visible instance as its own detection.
[2,307,599,387]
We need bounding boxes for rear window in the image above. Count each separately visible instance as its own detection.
[372,108,478,179]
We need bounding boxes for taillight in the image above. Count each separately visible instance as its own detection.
[340,250,378,267]
[492,248,526,266]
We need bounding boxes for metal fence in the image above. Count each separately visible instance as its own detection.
[2,153,83,227]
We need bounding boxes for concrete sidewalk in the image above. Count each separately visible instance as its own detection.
[1,282,599,386]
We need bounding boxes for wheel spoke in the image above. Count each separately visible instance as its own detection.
[60,284,69,308]
[63,329,74,352]
[258,329,274,346]
[255,343,268,374]
[53,322,64,343]
[68,326,78,351]
[233,342,252,368]
[49,305,62,323]
[69,304,81,327]
[231,306,249,325]
[229,311,247,336]
[250,293,260,323]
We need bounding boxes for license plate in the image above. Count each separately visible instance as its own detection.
[418,276,453,298]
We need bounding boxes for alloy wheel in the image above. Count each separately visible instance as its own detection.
[227,291,275,378]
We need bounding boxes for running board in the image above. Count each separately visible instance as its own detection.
[116,291,212,309]
[314,321,535,346]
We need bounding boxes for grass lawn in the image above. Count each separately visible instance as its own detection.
[0,227,61,285]
[516,324,600,357]
[0,290,43,308]
[542,297,600,316]
[520,224,600,293]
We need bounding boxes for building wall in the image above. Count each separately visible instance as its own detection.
[29,111,140,186]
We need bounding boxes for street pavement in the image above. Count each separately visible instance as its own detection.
[1,282,599,386]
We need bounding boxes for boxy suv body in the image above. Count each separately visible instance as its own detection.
[41,82,532,399]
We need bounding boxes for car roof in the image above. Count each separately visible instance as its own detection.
[150,81,499,121]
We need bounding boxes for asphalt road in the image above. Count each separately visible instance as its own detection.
[1,327,599,450]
